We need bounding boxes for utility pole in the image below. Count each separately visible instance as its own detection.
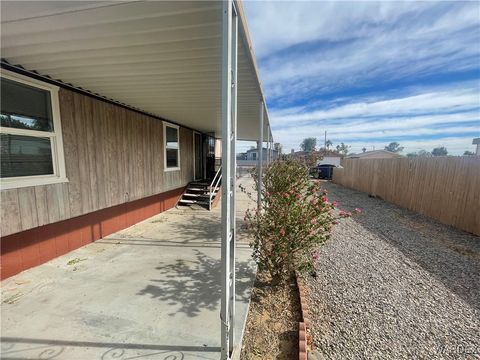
[324,130,327,150]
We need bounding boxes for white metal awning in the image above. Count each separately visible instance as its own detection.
[1,0,271,141]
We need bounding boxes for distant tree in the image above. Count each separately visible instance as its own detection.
[362,147,367,153]
[336,142,350,155]
[406,152,418,157]
[384,142,404,153]
[325,139,333,150]
[418,149,432,157]
[300,137,317,152]
[463,150,475,156]
[432,146,448,156]
[274,142,283,155]
[250,145,256,150]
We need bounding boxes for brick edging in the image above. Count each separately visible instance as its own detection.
[296,273,312,360]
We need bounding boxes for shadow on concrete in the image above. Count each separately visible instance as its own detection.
[97,238,223,249]
[324,181,480,312]
[0,337,220,359]
[137,249,254,318]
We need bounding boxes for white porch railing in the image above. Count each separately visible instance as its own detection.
[209,166,222,211]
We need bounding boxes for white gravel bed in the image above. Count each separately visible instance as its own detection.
[307,182,480,360]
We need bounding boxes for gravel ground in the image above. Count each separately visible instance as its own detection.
[307,182,480,360]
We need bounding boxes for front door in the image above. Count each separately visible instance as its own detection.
[194,132,203,180]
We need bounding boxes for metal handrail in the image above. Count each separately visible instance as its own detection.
[209,166,222,210]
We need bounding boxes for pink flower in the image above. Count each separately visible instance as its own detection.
[313,252,320,260]
[354,208,362,214]
[279,228,285,236]
[339,210,351,218]
[321,195,327,202]
[311,218,317,225]
[332,201,337,207]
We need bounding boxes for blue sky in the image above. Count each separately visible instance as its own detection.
[241,0,480,155]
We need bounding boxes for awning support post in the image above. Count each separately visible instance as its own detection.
[262,129,270,165]
[228,2,238,355]
[257,102,264,209]
[221,0,237,358]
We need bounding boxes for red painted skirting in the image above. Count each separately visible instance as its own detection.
[0,187,185,280]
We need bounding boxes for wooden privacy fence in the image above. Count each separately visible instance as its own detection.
[333,156,480,236]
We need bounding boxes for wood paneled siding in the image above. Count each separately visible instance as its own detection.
[1,88,194,237]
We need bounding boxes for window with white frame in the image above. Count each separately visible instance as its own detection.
[164,123,180,170]
[0,70,67,189]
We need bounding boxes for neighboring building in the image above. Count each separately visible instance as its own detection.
[236,152,248,160]
[289,150,309,159]
[237,147,278,167]
[245,147,278,161]
[318,154,343,167]
[473,138,480,155]
[0,1,272,283]
[289,149,343,166]
[346,150,404,160]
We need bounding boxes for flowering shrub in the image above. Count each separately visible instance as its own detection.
[244,159,357,284]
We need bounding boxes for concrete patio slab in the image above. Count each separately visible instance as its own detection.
[1,177,257,360]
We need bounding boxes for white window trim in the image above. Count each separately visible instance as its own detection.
[0,69,68,190]
[163,122,180,172]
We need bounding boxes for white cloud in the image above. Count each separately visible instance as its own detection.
[269,87,480,155]
[245,1,480,102]
[242,1,480,155]
[346,137,478,154]
[277,133,477,155]
[272,87,480,125]
[245,1,434,58]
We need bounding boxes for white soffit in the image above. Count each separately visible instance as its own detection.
[1,1,270,141]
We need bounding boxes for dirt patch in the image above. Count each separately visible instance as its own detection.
[240,271,300,360]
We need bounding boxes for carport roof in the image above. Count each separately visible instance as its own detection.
[1,0,272,141]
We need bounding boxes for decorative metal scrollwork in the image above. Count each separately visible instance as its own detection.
[101,348,185,360]
[1,343,64,359]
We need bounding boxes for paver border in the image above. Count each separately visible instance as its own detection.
[296,273,312,360]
